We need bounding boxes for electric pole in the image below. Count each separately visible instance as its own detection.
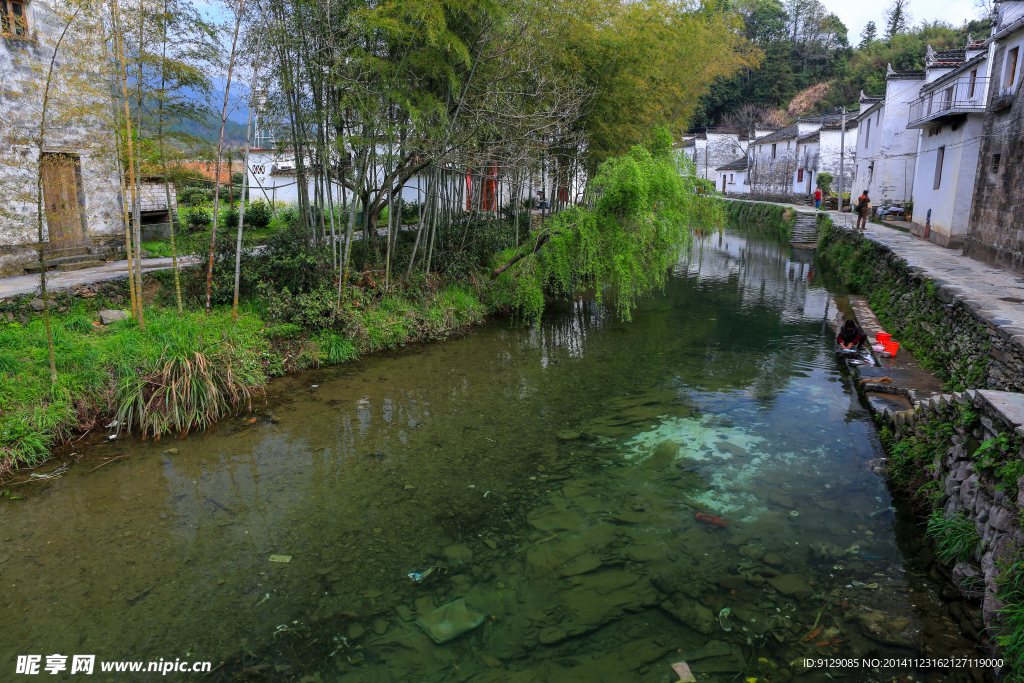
[838,107,846,211]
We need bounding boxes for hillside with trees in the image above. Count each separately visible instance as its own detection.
[691,0,993,126]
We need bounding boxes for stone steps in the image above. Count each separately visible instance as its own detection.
[24,253,105,274]
[789,214,819,246]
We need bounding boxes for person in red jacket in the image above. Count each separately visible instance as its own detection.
[814,187,822,209]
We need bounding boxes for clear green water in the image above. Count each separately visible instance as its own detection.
[1,225,978,681]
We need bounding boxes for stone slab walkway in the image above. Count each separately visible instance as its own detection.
[0,256,200,300]
[728,197,1024,345]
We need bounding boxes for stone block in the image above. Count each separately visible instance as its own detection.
[98,309,129,325]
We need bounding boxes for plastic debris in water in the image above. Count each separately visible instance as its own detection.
[671,661,697,682]
[789,510,799,517]
[408,566,436,582]
[269,555,292,563]
[718,607,732,632]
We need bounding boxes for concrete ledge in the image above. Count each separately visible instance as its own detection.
[821,214,1024,393]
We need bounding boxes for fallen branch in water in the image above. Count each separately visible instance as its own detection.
[85,454,134,473]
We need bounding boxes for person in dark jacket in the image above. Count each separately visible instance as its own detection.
[837,319,867,350]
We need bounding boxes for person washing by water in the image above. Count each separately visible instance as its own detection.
[837,320,867,350]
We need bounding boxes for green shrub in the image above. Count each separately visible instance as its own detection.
[187,207,212,231]
[179,187,211,206]
[222,205,240,228]
[245,200,273,230]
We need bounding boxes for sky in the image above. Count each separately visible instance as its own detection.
[823,0,982,44]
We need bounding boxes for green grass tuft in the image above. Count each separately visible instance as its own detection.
[925,509,980,565]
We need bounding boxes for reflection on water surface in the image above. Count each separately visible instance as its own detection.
[0,225,979,681]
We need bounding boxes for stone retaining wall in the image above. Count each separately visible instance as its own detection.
[722,200,797,239]
[818,218,1024,393]
[877,389,1024,654]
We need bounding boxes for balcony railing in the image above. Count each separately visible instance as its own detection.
[908,77,990,128]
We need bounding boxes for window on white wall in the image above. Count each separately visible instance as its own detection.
[933,146,945,189]
[864,120,871,148]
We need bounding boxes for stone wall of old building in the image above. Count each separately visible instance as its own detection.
[964,38,1024,272]
[0,0,123,274]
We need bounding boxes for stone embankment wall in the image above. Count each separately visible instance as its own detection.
[722,200,797,239]
[877,389,1024,660]
[818,219,1024,393]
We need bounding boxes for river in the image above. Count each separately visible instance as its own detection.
[0,223,981,681]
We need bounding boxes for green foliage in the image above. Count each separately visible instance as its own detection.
[816,172,833,195]
[245,200,273,230]
[178,187,211,206]
[113,310,266,438]
[187,206,212,231]
[925,509,980,565]
[973,433,1024,493]
[275,206,299,229]
[996,560,1024,680]
[222,205,240,228]
[489,138,721,324]
[318,334,359,365]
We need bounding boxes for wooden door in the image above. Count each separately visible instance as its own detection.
[41,153,85,255]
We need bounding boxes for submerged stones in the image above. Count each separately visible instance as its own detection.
[415,598,485,644]
[768,574,814,601]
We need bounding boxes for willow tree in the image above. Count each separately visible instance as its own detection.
[489,130,721,323]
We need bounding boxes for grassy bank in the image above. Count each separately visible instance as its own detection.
[722,200,797,239]
[0,280,486,477]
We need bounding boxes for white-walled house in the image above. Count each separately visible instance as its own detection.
[852,65,927,206]
[907,42,989,247]
[682,129,748,181]
[746,114,857,200]
[715,157,750,195]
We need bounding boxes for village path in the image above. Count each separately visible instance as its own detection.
[727,197,1024,345]
[0,255,200,300]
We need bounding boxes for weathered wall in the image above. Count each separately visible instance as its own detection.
[0,0,122,257]
[817,128,858,197]
[818,218,1024,392]
[964,34,1024,272]
[910,116,985,248]
[683,133,747,182]
[853,79,924,205]
[876,388,1024,668]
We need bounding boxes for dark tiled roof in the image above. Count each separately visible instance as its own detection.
[682,139,696,148]
[888,69,925,79]
[797,132,819,143]
[821,119,859,131]
[860,96,883,104]
[753,124,799,143]
[930,49,966,64]
[716,158,749,171]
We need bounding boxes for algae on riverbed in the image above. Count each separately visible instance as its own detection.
[0,226,982,682]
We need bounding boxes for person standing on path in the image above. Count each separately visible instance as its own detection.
[855,190,870,230]
[814,188,822,210]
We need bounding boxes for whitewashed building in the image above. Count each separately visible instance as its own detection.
[746,114,857,200]
[682,128,748,182]
[906,43,990,247]
[715,157,750,195]
[852,64,928,207]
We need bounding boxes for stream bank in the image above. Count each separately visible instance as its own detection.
[0,223,987,682]
[815,212,1024,678]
